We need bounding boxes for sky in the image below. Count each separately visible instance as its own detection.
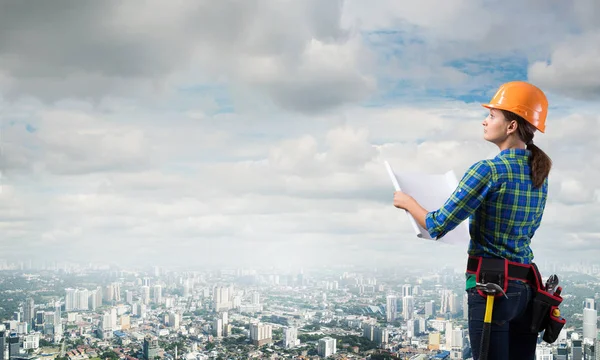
[1,0,599,270]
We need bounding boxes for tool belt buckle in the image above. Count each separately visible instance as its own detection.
[476,258,508,298]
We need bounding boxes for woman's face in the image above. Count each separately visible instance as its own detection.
[482,109,512,144]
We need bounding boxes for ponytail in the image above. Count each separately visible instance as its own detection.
[526,142,552,188]
[501,109,552,189]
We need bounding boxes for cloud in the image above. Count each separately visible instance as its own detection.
[1,1,599,268]
[528,31,600,100]
[0,0,374,113]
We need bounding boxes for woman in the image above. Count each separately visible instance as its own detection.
[392,81,553,360]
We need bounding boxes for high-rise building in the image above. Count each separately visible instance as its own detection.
[168,312,180,329]
[65,288,76,311]
[451,328,465,360]
[402,284,412,297]
[65,288,90,311]
[8,333,20,359]
[283,327,299,349]
[22,333,39,351]
[386,295,397,322]
[153,285,162,304]
[111,283,121,302]
[141,286,150,305]
[250,323,272,346]
[143,335,159,360]
[23,298,34,327]
[405,320,416,338]
[374,327,389,347]
[556,342,568,360]
[363,323,375,341]
[126,290,133,305]
[0,330,6,360]
[213,286,233,311]
[425,300,435,318]
[440,290,453,314]
[318,337,337,357]
[445,321,453,347]
[572,333,583,360]
[583,298,597,342]
[402,296,414,320]
[213,319,223,338]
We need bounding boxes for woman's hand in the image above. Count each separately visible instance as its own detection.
[393,191,414,210]
[393,191,428,229]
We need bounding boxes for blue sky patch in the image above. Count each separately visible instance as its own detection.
[25,123,37,133]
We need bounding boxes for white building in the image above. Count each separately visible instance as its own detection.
[250,323,272,346]
[23,333,40,350]
[386,295,397,322]
[402,296,414,320]
[535,344,553,360]
[318,337,337,357]
[583,298,597,342]
[283,327,300,349]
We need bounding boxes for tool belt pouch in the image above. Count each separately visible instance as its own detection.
[475,258,508,298]
[542,306,566,343]
[529,264,565,343]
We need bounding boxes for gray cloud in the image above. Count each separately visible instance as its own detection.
[0,0,373,113]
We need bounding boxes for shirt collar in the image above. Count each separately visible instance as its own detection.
[496,148,530,159]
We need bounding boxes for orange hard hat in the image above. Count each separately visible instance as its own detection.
[482,81,548,133]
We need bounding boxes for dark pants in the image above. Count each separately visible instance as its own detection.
[467,280,538,360]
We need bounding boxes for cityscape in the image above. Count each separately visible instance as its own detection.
[0,260,599,359]
[2,1,599,360]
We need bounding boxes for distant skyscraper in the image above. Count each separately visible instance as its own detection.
[556,343,568,360]
[572,337,583,360]
[23,298,34,326]
[318,337,337,357]
[213,286,233,311]
[213,318,223,337]
[250,323,272,346]
[374,327,389,346]
[126,290,133,305]
[153,285,162,304]
[65,288,90,311]
[402,284,412,297]
[440,290,453,314]
[283,327,298,349]
[425,300,435,318]
[143,335,159,360]
[141,286,150,305]
[65,288,76,311]
[0,330,5,360]
[386,295,397,322]
[583,298,597,342]
[402,296,414,320]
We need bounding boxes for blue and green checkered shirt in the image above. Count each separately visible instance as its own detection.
[425,148,548,265]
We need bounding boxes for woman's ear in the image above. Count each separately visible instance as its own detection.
[506,120,518,135]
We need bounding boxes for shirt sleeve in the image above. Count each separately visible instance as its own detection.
[425,160,494,239]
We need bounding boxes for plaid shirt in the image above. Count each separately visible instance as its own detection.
[425,148,548,264]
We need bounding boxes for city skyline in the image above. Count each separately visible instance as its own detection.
[1,1,599,267]
[0,263,596,359]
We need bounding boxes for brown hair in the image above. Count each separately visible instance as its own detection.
[501,110,552,188]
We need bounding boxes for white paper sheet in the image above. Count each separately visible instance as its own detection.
[385,160,470,245]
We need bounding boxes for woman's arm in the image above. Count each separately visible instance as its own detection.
[393,160,494,239]
[393,192,428,229]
